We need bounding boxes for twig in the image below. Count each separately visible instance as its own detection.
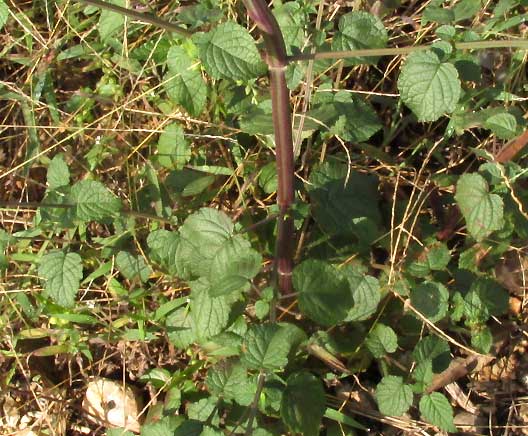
[495,130,528,163]
[243,371,266,436]
[78,0,192,37]
[426,355,494,394]
[289,39,528,62]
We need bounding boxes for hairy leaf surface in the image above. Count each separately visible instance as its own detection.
[281,372,326,436]
[293,260,352,326]
[375,376,413,416]
[69,180,121,221]
[398,50,461,121]
[193,22,266,80]
[39,251,83,307]
[455,173,504,241]
[332,11,388,65]
[419,393,457,432]
[165,46,207,117]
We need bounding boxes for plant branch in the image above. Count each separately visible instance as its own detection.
[78,0,192,37]
[289,39,528,62]
[242,0,295,295]
[243,370,267,436]
[0,201,174,224]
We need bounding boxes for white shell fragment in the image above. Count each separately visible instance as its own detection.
[82,377,142,433]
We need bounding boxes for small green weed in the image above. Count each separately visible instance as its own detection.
[1,0,527,434]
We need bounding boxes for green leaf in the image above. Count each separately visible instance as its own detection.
[343,269,381,321]
[484,112,518,140]
[293,260,352,326]
[193,22,266,81]
[365,324,398,358]
[251,429,275,436]
[98,0,125,42]
[273,2,306,89]
[274,2,305,54]
[408,243,451,277]
[375,376,413,417]
[147,230,189,278]
[166,169,215,198]
[47,154,70,189]
[307,162,381,246]
[131,38,171,63]
[139,368,171,388]
[163,386,181,413]
[436,25,456,40]
[166,307,195,348]
[178,3,223,29]
[426,243,451,270]
[324,408,367,431]
[410,281,449,323]
[453,53,482,82]
[0,229,12,272]
[458,246,480,272]
[455,173,504,241]
[412,335,449,364]
[140,416,186,436]
[471,326,492,353]
[412,335,450,373]
[464,277,509,324]
[39,251,83,308]
[453,0,482,22]
[258,375,284,415]
[164,46,207,117]
[0,229,12,252]
[331,11,388,65]
[206,359,256,406]
[281,372,326,436]
[464,288,488,325]
[450,107,511,136]
[430,41,453,60]
[200,427,224,436]
[0,0,9,30]
[201,331,244,358]
[255,300,270,319]
[208,235,262,297]
[238,100,274,135]
[473,278,509,316]
[493,0,519,16]
[241,323,306,371]
[239,98,319,136]
[190,279,231,341]
[39,188,75,227]
[451,291,465,322]
[422,6,455,24]
[69,180,121,221]
[115,251,151,283]
[258,162,278,194]
[179,208,235,277]
[412,360,433,392]
[174,420,203,436]
[398,50,461,122]
[157,122,191,170]
[188,397,217,423]
[309,91,382,142]
[419,392,457,432]
[479,162,505,186]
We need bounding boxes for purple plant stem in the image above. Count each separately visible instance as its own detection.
[242,0,295,294]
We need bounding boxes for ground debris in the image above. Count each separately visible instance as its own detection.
[82,377,142,433]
